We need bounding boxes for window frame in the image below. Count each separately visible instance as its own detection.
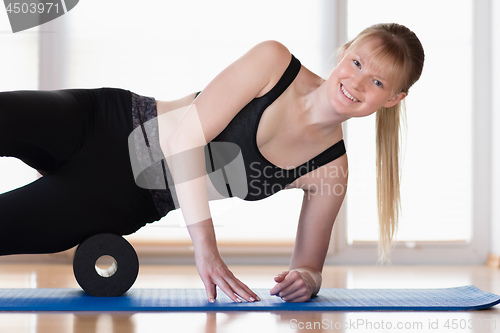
[33,0,492,265]
[325,0,492,265]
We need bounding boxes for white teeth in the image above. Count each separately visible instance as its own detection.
[341,85,359,102]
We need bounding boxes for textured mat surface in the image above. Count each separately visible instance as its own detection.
[0,286,498,312]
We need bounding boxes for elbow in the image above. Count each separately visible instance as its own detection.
[162,134,181,158]
[162,132,205,158]
[162,134,208,181]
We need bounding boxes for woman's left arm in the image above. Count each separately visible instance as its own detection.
[270,154,348,302]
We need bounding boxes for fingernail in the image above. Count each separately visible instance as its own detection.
[255,296,261,301]
[209,298,216,303]
[235,298,242,303]
[249,297,255,302]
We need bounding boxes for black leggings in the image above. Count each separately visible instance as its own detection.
[0,88,161,255]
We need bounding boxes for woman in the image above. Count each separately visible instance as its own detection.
[0,23,424,302]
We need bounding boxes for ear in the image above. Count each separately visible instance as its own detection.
[383,91,407,108]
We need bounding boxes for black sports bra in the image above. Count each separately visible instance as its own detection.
[202,54,346,201]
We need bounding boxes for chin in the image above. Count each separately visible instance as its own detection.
[330,97,355,119]
[335,108,351,119]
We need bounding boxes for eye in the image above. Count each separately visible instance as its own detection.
[374,80,384,88]
[353,60,361,68]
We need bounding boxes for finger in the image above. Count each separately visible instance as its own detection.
[227,277,259,302]
[278,274,310,302]
[270,271,289,295]
[273,271,289,283]
[228,278,260,302]
[276,278,303,298]
[281,289,310,303]
[270,274,295,296]
[280,281,311,302]
[272,270,308,297]
[270,282,281,296]
[204,281,217,303]
[212,267,259,302]
[215,277,243,303]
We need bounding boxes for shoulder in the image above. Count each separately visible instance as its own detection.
[170,41,293,144]
[240,41,293,96]
[247,40,292,64]
[228,40,291,73]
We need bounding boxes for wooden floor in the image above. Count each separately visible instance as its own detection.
[0,263,498,333]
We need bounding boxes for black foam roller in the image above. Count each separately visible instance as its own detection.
[73,233,139,297]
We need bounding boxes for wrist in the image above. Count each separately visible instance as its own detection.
[193,239,219,256]
[187,218,217,249]
[292,268,322,296]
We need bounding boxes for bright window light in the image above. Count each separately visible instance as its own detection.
[346,0,473,243]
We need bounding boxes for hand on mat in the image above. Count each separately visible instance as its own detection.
[195,249,260,303]
[270,270,316,302]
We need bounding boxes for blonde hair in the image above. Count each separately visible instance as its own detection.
[342,23,424,262]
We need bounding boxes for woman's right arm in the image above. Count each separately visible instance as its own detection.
[159,40,292,302]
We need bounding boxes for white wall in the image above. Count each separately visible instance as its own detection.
[5,0,499,263]
[491,0,500,256]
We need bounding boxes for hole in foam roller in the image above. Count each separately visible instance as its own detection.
[94,255,118,278]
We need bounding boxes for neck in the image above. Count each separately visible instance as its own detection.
[299,80,350,134]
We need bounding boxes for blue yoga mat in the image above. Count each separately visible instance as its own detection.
[0,286,498,312]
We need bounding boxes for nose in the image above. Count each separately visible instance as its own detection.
[351,74,365,92]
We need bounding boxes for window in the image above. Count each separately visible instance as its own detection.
[0,12,38,91]
[345,0,473,244]
[0,11,39,195]
[1,0,488,264]
[61,0,326,244]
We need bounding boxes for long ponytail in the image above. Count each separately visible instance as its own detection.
[342,23,424,262]
[376,102,405,262]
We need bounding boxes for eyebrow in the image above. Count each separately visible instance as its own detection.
[354,53,389,82]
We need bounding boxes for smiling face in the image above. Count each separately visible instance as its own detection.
[326,38,407,119]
